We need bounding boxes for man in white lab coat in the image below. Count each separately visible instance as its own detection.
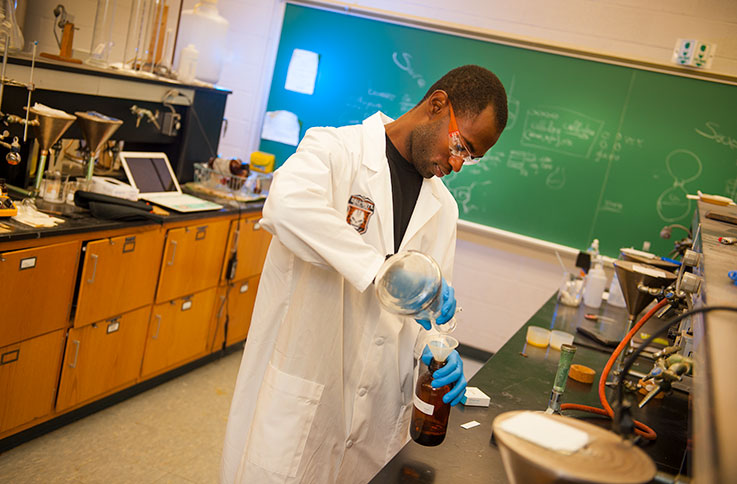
[221,65,508,484]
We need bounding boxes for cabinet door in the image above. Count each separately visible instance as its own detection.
[75,230,163,327]
[0,241,79,347]
[209,275,261,351]
[220,215,271,282]
[0,330,65,435]
[156,221,229,303]
[142,287,217,378]
[56,306,150,411]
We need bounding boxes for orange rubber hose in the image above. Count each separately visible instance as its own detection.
[560,298,669,440]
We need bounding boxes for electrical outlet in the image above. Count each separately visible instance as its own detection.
[672,38,696,66]
[672,39,716,69]
[692,41,716,68]
[159,111,181,137]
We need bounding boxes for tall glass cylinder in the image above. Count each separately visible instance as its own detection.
[87,0,117,67]
[122,0,152,71]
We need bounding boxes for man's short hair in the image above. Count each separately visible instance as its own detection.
[420,65,508,131]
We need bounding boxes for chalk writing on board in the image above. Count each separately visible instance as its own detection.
[520,107,604,158]
[392,52,426,88]
[546,166,566,190]
[343,92,384,125]
[656,149,703,222]
[368,89,396,102]
[600,200,623,214]
[446,180,491,215]
[505,76,519,131]
[593,131,644,163]
[726,174,737,200]
[398,93,415,115]
[507,150,554,177]
[694,121,737,150]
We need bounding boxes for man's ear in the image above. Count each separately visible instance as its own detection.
[425,90,449,118]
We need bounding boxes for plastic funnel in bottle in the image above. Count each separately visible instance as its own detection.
[427,335,459,362]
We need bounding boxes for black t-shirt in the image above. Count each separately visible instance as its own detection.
[385,134,423,253]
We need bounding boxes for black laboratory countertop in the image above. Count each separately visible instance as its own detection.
[0,197,264,245]
[370,296,689,483]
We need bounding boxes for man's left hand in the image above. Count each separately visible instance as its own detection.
[421,347,467,406]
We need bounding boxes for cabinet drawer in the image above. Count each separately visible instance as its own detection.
[75,230,163,327]
[220,215,271,282]
[142,287,217,378]
[209,275,260,351]
[0,330,65,434]
[0,241,79,347]
[156,221,229,303]
[56,306,150,412]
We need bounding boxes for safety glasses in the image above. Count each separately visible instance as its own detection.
[448,103,482,166]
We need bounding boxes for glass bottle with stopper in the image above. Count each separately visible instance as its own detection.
[409,333,459,445]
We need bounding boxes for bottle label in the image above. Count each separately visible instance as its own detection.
[414,393,434,416]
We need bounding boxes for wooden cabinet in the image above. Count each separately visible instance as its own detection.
[156,221,229,303]
[209,275,261,351]
[0,330,66,435]
[220,215,271,282]
[0,241,79,347]
[141,287,217,378]
[56,306,150,411]
[1,210,268,441]
[74,230,164,327]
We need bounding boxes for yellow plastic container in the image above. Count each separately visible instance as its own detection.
[250,151,275,173]
[526,326,550,348]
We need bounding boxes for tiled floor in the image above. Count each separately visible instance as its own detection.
[0,349,484,483]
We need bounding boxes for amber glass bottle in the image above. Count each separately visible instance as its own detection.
[410,358,452,446]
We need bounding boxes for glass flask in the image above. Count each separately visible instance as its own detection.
[374,250,457,333]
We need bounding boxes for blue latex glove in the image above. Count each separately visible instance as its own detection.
[421,346,467,406]
[416,278,456,330]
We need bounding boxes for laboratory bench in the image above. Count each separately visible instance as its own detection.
[372,200,737,483]
[370,297,689,483]
[0,199,269,450]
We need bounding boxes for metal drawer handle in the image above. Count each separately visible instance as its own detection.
[167,240,178,266]
[216,295,226,319]
[153,314,162,339]
[87,254,98,284]
[69,340,80,368]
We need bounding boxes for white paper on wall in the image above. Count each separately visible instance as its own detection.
[284,49,319,95]
[261,110,300,146]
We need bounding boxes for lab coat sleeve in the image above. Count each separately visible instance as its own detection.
[260,127,385,292]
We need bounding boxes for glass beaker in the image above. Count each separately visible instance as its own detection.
[86,0,117,67]
[374,250,458,333]
[557,271,584,307]
[42,171,63,203]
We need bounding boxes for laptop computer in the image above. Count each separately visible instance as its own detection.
[119,151,223,213]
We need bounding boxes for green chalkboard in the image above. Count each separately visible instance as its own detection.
[260,3,737,257]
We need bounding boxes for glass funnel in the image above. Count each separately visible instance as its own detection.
[374,250,458,333]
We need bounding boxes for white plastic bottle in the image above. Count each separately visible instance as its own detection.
[173,0,228,84]
[583,261,607,308]
[178,44,199,83]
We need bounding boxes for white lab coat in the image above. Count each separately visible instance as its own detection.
[220,112,458,484]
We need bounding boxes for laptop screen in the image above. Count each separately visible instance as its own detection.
[125,156,178,193]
